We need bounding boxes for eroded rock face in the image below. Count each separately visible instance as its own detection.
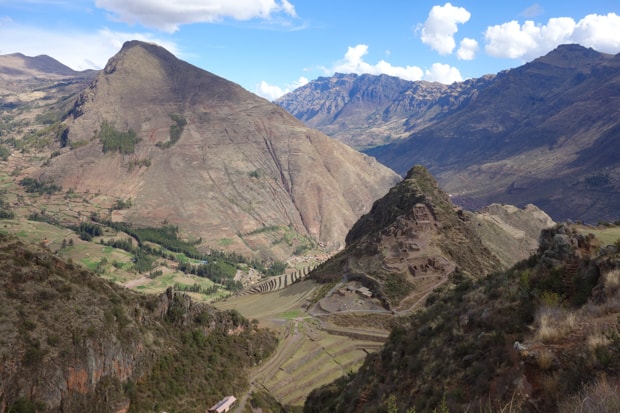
[539,224,578,264]
[38,41,399,259]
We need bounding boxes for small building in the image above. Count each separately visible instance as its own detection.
[208,396,236,413]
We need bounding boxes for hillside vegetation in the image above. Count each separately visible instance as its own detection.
[0,233,277,412]
[305,224,620,412]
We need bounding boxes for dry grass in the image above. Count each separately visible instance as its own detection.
[558,377,620,413]
[536,349,556,370]
[587,331,611,350]
[603,269,620,298]
[583,269,620,318]
[535,304,577,343]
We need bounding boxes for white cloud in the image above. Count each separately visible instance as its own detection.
[0,20,177,70]
[322,44,462,84]
[331,44,424,81]
[457,37,478,60]
[485,13,620,60]
[420,2,471,55]
[572,13,620,53]
[256,76,308,100]
[95,0,297,33]
[424,63,462,83]
[257,81,285,101]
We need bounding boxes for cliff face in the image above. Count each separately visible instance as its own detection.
[276,73,493,150]
[36,41,399,259]
[0,234,277,412]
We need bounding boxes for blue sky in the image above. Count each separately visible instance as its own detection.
[1,1,619,100]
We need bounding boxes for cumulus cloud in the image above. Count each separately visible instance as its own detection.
[324,44,463,83]
[485,13,620,60]
[420,2,471,55]
[95,0,297,33]
[424,63,462,83]
[457,37,478,60]
[0,20,177,70]
[256,76,308,100]
[572,13,620,53]
[331,44,424,81]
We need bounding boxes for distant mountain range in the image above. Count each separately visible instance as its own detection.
[0,52,82,78]
[276,72,493,150]
[278,44,620,223]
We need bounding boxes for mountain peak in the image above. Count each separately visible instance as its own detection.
[102,40,186,78]
[532,43,612,68]
[46,41,400,259]
[0,52,78,78]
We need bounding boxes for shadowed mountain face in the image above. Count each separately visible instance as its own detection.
[38,41,399,258]
[279,45,620,223]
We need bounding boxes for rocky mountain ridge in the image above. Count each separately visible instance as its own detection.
[279,44,620,223]
[276,72,493,149]
[309,166,553,312]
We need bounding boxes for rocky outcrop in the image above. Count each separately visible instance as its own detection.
[310,166,502,310]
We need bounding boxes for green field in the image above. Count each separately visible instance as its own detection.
[574,224,620,246]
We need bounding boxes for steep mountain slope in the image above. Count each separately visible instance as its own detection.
[276,73,493,149]
[35,41,399,258]
[0,233,277,412]
[305,222,620,412]
[279,45,619,223]
[308,166,546,312]
[467,203,555,268]
[366,44,620,223]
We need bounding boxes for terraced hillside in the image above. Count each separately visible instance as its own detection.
[214,280,390,410]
